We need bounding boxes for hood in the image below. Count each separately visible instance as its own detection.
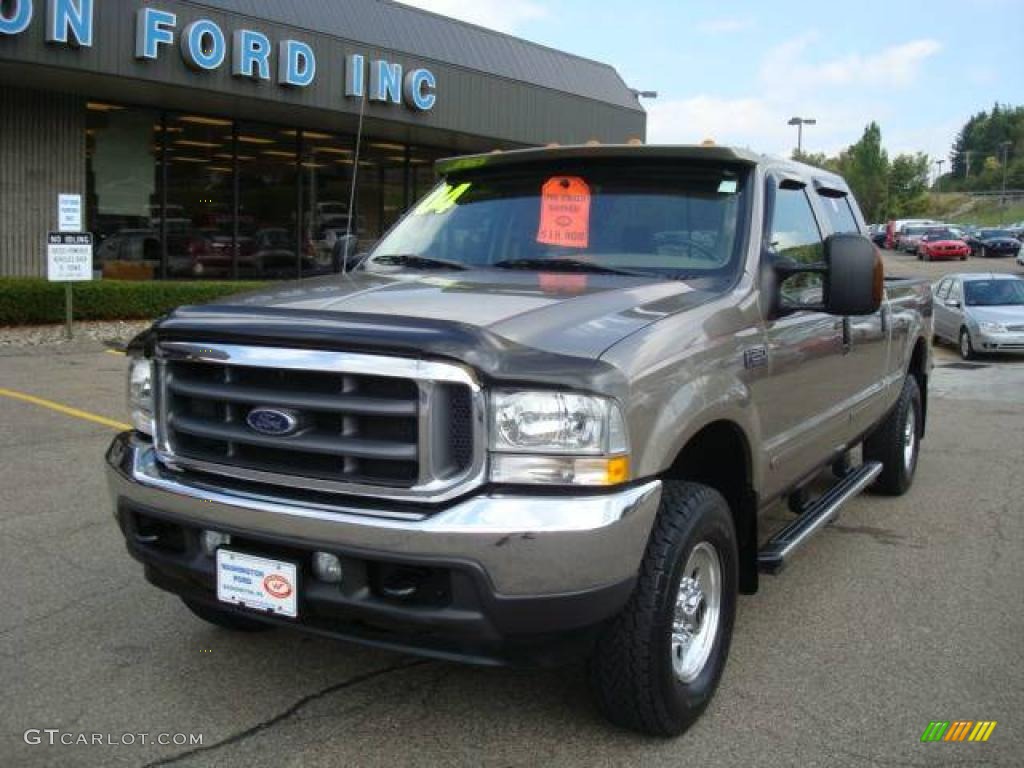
[967,304,1024,324]
[980,236,1019,246]
[925,239,967,247]
[197,269,709,359]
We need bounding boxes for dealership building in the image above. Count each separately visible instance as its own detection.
[0,0,646,279]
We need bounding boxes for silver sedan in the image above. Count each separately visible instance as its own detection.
[932,273,1024,359]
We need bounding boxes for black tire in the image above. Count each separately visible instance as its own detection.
[863,375,922,496]
[182,598,275,632]
[959,327,976,361]
[589,481,738,737]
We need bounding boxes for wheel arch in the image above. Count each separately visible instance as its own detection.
[662,419,759,595]
[907,336,929,438]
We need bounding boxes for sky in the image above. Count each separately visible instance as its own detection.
[398,0,1024,163]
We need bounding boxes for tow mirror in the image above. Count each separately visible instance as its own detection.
[823,233,883,316]
[771,233,883,317]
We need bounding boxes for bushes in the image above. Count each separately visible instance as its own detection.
[0,278,266,326]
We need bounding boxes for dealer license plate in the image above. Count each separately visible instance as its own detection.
[216,549,298,618]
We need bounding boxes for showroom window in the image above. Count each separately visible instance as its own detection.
[163,114,235,279]
[86,103,159,278]
[300,130,356,272]
[86,103,452,280]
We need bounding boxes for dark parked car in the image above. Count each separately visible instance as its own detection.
[964,229,1022,258]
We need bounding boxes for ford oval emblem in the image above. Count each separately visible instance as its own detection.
[246,407,300,437]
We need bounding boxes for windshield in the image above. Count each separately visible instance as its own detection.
[964,280,1024,306]
[366,162,751,283]
[904,227,926,236]
[980,229,1011,239]
[926,229,956,239]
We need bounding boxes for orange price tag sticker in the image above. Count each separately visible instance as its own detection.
[537,176,591,249]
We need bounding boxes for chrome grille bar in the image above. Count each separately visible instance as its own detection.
[153,342,487,504]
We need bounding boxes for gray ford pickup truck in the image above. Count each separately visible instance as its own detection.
[107,144,933,736]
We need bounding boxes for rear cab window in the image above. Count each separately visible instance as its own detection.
[817,192,860,234]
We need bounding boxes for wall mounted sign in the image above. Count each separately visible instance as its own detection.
[57,193,82,232]
[0,0,438,111]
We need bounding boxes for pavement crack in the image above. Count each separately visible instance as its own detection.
[140,658,432,767]
[829,523,923,549]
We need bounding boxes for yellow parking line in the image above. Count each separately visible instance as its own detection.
[0,388,131,431]
[105,348,125,356]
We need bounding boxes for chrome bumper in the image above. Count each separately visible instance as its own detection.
[106,433,662,597]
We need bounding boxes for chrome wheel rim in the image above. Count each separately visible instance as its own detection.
[903,405,916,472]
[671,541,722,683]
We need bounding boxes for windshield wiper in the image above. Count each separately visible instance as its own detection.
[492,258,646,276]
[369,253,467,271]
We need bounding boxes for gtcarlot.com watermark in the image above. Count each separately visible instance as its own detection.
[24,729,203,747]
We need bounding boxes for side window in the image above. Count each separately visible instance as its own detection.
[948,280,963,304]
[819,194,860,234]
[770,185,824,304]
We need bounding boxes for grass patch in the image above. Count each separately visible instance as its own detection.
[944,199,1024,227]
[0,279,266,326]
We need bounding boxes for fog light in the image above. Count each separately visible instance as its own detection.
[313,552,343,584]
[200,530,231,556]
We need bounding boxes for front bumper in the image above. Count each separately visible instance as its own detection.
[924,249,968,260]
[976,331,1024,353]
[106,433,662,663]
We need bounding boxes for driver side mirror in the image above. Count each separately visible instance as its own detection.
[772,233,883,317]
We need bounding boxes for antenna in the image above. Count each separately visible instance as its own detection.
[342,81,367,274]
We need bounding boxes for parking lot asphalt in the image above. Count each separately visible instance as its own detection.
[880,245,1023,281]
[3,283,1023,766]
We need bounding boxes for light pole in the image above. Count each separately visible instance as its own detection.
[934,159,945,192]
[999,141,1012,206]
[630,89,658,100]
[788,117,816,155]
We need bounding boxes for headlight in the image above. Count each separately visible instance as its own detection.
[489,390,629,486]
[979,322,1008,334]
[127,357,154,436]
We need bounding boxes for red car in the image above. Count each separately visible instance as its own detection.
[917,228,969,261]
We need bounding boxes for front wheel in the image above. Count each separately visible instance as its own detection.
[863,374,922,496]
[959,327,976,361]
[589,482,738,736]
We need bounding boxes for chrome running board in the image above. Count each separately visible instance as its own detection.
[758,461,883,574]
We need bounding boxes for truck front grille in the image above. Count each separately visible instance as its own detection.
[154,342,484,502]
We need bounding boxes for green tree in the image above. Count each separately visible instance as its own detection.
[888,153,931,217]
[835,122,890,222]
[791,150,838,172]
[947,103,1024,191]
